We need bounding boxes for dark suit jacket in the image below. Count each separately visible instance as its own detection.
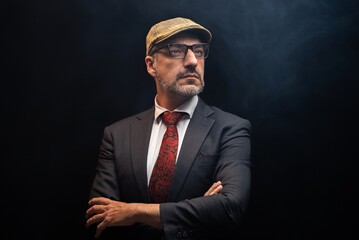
[89,98,251,240]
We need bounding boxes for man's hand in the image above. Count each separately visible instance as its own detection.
[204,181,222,196]
[86,181,222,238]
[85,197,142,238]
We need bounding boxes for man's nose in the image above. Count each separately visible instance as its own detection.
[183,49,198,67]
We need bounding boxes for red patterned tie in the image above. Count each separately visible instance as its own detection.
[149,111,184,203]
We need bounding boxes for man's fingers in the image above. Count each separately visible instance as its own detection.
[88,197,112,206]
[205,181,221,196]
[86,213,105,228]
[204,181,222,196]
[85,205,107,219]
[95,219,109,238]
[209,184,223,195]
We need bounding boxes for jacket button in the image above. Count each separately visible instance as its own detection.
[176,232,182,239]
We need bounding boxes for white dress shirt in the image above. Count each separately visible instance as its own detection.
[146,95,199,185]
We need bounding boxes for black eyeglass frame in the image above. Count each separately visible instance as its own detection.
[151,43,210,59]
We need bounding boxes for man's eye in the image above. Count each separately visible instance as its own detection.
[194,49,204,54]
[170,48,182,53]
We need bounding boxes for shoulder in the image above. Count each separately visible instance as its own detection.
[196,98,251,129]
[211,106,251,129]
[210,105,250,123]
[104,107,154,133]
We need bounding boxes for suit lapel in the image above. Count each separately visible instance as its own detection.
[130,107,154,203]
[167,99,215,202]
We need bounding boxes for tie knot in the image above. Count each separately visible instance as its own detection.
[162,112,184,126]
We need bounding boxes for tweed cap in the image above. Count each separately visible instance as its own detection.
[146,17,212,56]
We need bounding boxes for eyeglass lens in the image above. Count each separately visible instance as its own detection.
[168,44,209,59]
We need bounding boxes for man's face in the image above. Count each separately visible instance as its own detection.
[148,34,205,98]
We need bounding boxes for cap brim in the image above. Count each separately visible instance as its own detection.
[147,26,212,56]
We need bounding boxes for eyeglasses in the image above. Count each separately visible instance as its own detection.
[155,43,210,59]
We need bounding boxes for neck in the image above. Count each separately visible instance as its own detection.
[156,93,191,111]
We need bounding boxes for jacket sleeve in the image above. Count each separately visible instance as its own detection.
[89,126,121,201]
[160,119,251,239]
[88,125,163,239]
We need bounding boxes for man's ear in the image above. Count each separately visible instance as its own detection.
[145,55,156,78]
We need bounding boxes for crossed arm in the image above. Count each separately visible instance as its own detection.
[85,181,223,238]
[87,117,251,238]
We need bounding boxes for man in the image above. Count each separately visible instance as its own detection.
[85,17,251,239]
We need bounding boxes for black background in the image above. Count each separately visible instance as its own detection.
[2,0,358,239]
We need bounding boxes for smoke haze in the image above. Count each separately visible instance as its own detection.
[3,0,357,239]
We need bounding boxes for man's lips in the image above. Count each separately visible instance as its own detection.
[180,74,199,79]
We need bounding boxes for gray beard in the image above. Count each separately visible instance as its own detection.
[157,69,205,97]
[158,77,205,97]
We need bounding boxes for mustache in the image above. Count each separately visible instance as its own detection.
[176,69,201,81]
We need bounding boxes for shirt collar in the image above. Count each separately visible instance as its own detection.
[154,95,198,123]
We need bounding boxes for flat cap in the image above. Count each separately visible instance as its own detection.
[146,17,212,56]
